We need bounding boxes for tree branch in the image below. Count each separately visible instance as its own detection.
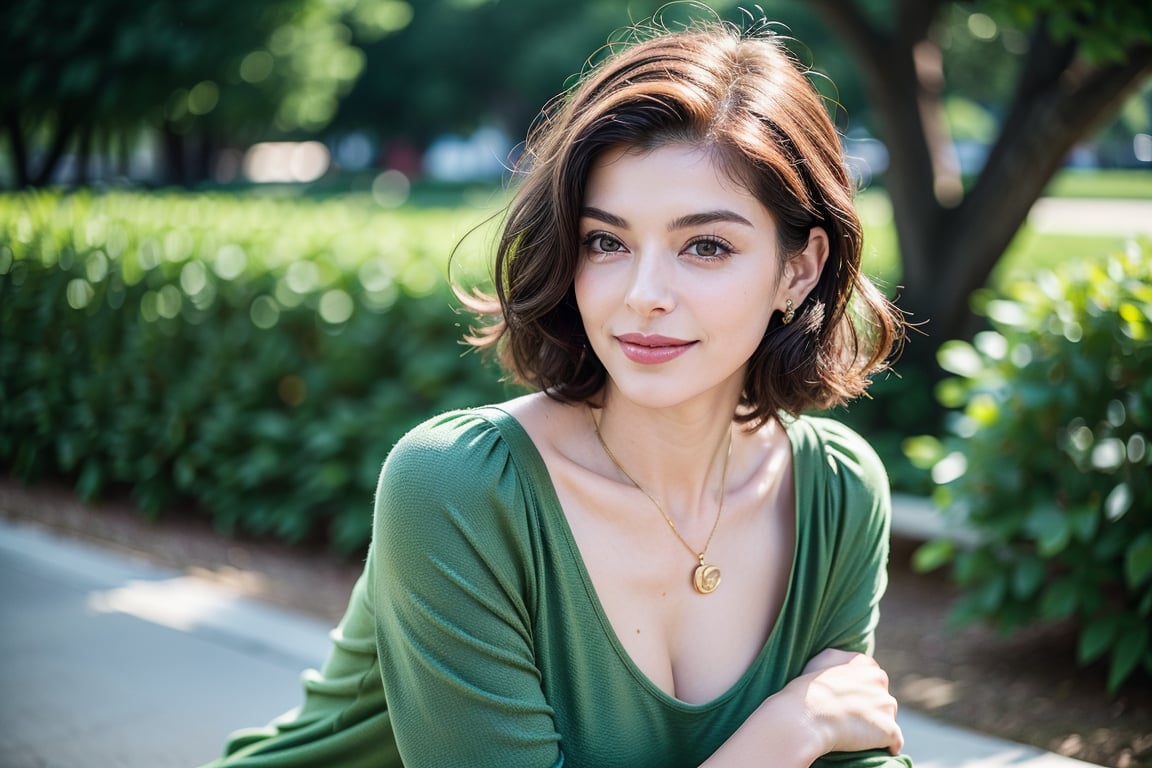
[803,0,892,79]
[943,42,1152,311]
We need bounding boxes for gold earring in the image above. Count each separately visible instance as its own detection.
[782,298,795,325]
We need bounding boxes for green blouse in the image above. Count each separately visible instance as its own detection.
[202,407,913,767]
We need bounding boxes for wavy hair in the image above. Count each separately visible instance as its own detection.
[461,18,904,424]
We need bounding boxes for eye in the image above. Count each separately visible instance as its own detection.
[683,237,733,261]
[582,232,626,255]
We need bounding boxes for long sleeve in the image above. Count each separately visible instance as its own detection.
[370,412,565,767]
[802,419,914,768]
[812,418,894,656]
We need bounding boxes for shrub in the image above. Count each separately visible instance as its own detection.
[824,365,939,496]
[910,243,1152,693]
[0,190,511,554]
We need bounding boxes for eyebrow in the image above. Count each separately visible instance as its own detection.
[579,206,754,230]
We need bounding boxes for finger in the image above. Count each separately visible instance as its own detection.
[889,724,905,756]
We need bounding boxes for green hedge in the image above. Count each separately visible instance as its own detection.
[910,244,1152,693]
[0,190,511,554]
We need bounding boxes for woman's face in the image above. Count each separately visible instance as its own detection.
[574,143,789,413]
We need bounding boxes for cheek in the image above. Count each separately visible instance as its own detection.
[724,279,778,341]
[573,268,589,318]
[572,264,604,320]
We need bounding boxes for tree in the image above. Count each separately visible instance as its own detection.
[332,0,750,146]
[0,0,410,188]
[801,0,1152,364]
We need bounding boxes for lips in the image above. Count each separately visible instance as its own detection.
[615,333,696,364]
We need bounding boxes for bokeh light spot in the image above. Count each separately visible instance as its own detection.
[66,279,95,310]
[318,289,354,324]
[250,295,280,329]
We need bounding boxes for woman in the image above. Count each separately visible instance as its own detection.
[202,17,910,768]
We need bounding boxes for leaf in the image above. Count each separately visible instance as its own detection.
[173,455,197,491]
[935,377,968,409]
[948,592,988,628]
[1037,522,1072,558]
[1138,589,1152,618]
[977,572,1008,613]
[1108,623,1150,694]
[1039,577,1079,620]
[1124,532,1152,588]
[985,299,1030,328]
[967,393,1001,428]
[1069,503,1099,543]
[1026,503,1072,557]
[937,340,984,377]
[1011,555,1047,600]
[903,435,946,470]
[1105,482,1134,522]
[1079,615,1121,665]
[913,538,956,573]
[75,460,104,502]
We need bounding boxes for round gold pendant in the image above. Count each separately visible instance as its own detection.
[693,563,721,594]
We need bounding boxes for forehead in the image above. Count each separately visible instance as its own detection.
[582,143,765,218]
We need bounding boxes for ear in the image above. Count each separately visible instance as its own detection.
[780,227,829,305]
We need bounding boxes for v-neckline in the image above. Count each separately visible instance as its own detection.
[476,406,806,712]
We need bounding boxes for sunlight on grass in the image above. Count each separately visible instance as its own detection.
[1042,168,1152,200]
[856,190,901,291]
[853,185,1149,297]
[994,228,1145,289]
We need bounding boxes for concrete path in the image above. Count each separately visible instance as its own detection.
[1027,197,1152,236]
[0,515,1105,767]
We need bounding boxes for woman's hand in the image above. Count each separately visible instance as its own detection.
[788,649,903,757]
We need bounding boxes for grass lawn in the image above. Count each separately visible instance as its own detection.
[1041,167,1152,199]
[854,169,1149,294]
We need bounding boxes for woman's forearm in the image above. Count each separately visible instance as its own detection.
[700,687,822,768]
[700,651,903,767]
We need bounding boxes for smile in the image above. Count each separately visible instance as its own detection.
[615,334,696,365]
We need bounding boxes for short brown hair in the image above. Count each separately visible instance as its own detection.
[463,20,903,425]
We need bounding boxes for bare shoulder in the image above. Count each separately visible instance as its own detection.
[730,416,791,487]
[500,393,601,483]
[500,393,587,449]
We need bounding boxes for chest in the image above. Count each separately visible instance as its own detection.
[555,476,796,705]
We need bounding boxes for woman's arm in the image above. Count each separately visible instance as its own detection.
[702,650,904,768]
[372,417,564,767]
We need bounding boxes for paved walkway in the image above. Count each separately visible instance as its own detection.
[1027,197,1152,236]
[0,514,1104,767]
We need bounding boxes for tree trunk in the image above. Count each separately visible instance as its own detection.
[161,122,187,188]
[75,124,92,187]
[809,0,1152,372]
[30,113,77,188]
[116,130,132,178]
[901,41,1152,358]
[4,111,29,189]
[5,110,79,189]
[192,133,216,187]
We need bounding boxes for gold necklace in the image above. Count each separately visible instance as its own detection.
[592,412,731,595]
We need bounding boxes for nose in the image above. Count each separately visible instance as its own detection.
[624,250,676,316]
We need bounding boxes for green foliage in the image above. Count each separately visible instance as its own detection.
[332,0,757,142]
[824,366,939,496]
[0,190,510,554]
[1,0,407,186]
[988,0,1152,63]
[911,244,1152,693]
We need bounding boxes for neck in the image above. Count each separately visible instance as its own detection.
[589,397,735,522]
